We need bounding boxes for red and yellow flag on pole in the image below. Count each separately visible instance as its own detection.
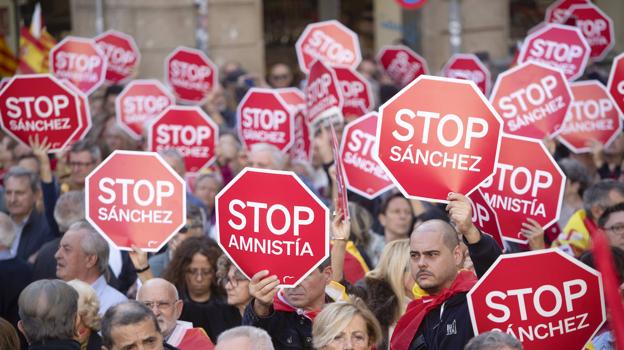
[0,35,17,77]
[18,3,56,74]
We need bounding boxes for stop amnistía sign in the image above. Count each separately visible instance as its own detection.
[237,87,295,152]
[468,249,605,350]
[86,150,186,252]
[441,53,491,95]
[278,88,312,162]
[517,23,590,81]
[115,80,175,140]
[147,106,218,173]
[295,20,362,74]
[377,45,429,87]
[545,0,589,23]
[567,3,614,61]
[50,36,107,96]
[216,168,329,287]
[375,75,503,203]
[304,60,344,127]
[0,74,82,152]
[468,189,504,249]
[60,79,92,144]
[490,61,572,139]
[558,80,622,153]
[479,135,565,244]
[608,53,624,115]
[340,112,393,199]
[334,67,373,120]
[165,46,218,105]
[94,30,141,84]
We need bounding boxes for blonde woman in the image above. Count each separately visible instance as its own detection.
[349,239,412,349]
[67,280,102,350]
[312,298,382,350]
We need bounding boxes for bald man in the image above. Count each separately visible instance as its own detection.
[391,193,502,350]
[137,279,188,344]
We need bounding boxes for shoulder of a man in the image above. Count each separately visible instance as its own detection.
[421,293,473,350]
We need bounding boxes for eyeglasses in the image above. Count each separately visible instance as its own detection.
[186,268,214,277]
[68,161,94,168]
[605,223,624,235]
[219,275,247,288]
[142,300,175,310]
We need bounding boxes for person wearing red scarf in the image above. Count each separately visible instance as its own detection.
[390,193,502,350]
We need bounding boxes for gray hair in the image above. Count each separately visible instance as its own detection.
[158,148,185,167]
[4,166,39,193]
[583,179,624,220]
[70,140,102,163]
[0,212,16,248]
[69,221,109,276]
[186,204,204,230]
[18,280,78,343]
[464,331,523,350]
[217,326,274,350]
[54,191,85,233]
[101,301,160,349]
[249,143,287,170]
[558,158,591,196]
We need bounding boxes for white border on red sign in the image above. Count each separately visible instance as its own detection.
[374,74,504,204]
[607,52,624,115]
[489,60,573,139]
[235,87,296,153]
[544,0,588,23]
[441,53,492,96]
[114,79,175,141]
[163,46,219,106]
[63,81,93,141]
[94,29,142,85]
[84,149,187,253]
[50,36,108,96]
[557,80,623,154]
[295,19,362,75]
[567,3,615,62]
[517,23,591,82]
[468,188,504,244]
[214,167,331,288]
[146,105,220,173]
[0,74,84,153]
[339,112,394,200]
[375,44,430,78]
[339,67,375,113]
[307,59,346,130]
[466,248,606,350]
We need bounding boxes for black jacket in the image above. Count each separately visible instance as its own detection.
[408,233,502,350]
[0,257,33,326]
[28,338,80,350]
[242,300,314,350]
[179,299,242,343]
[16,210,53,261]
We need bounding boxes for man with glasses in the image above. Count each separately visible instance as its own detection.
[599,202,624,250]
[64,140,102,192]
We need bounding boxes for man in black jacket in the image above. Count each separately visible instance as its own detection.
[391,192,502,350]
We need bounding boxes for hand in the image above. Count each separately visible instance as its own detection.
[331,209,350,241]
[249,270,279,316]
[446,192,480,244]
[520,218,546,250]
[28,135,53,183]
[128,245,148,270]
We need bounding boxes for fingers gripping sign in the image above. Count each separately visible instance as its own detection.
[446,192,481,244]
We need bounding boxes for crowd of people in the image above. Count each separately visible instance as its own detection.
[0,49,622,350]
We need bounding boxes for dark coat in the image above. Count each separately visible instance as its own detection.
[28,338,80,350]
[0,257,33,326]
[16,210,53,261]
[179,299,241,343]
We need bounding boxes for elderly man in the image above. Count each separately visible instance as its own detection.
[216,326,274,350]
[464,331,523,350]
[4,166,53,261]
[101,301,176,350]
[17,280,81,349]
[55,221,127,314]
[137,278,214,349]
[247,143,288,170]
[390,193,502,350]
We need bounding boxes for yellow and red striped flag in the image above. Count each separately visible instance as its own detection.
[0,35,17,77]
[18,3,56,74]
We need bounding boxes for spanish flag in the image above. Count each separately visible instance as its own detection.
[0,35,17,77]
[18,3,56,74]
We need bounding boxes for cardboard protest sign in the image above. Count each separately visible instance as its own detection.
[85,150,186,252]
[567,3,614,61]
[441,53,491,95]
[304,59,344,127]
[216,168,329,287]
[94,30,140,84]
[334,67,373,120]
[377,45,429,87]
[165,47,218,105]
[115,80,174,140]
[278,88,313,162]
[50,36,107,95]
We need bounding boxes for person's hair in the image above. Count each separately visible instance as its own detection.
[186,203,204,230]
[249,143,287,169]
[158,148,185,168]
[464,330,523,350]
[163,236,222,297]
[348,202,374,248]
[217,326,274,350]
[312,298,382,349]
[216,254,245,284]
[54,191,86,233]
[0,212,16,248]
[17,153,40,168]
[579,246,624,283]
[366,239,410,318]
[68,221,110,276]
[0,317,19,350]
[18,280,79,343]
[558,158,591,197]
[379,192,412,216]
[583,179,624,220]
[598,202,624,228]
[4,166,39,193]
[67,279,102,332]
[101,301,160,349]
[70,139,102,163]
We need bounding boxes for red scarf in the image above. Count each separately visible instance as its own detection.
[390,270,477,350]
[273,290,320,321]
[177,328,214,350]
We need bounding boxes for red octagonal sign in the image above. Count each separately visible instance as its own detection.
[216,168,329,287]
[50,36,107,95]
[116,79,174,140]
[468,249,605,350]
[95,30,141,84]
[608,53,624,115]
[568,3,614,61]
[86,150,186,252]
[0,74,82,152]
[147,106,218,173]
[376,76,503,202]
[441,53,491,95]
[165,46,218,105]
[377,45,429,87]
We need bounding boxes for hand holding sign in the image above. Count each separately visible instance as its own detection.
[446,192,481,244]
[249,270,280,317]
[520,218,546,250]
